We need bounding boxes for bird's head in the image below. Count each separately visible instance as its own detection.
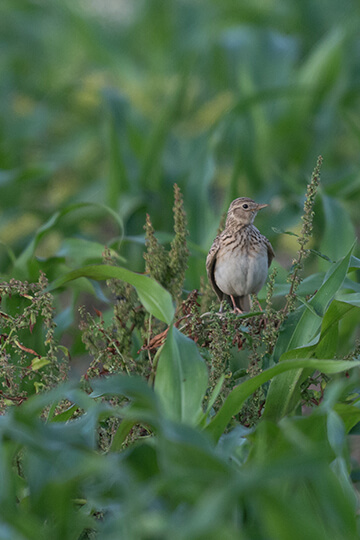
[226,197,268,227]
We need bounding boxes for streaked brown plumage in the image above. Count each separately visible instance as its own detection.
[206,197,274,312]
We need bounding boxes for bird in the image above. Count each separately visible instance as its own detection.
[206,197,274,313]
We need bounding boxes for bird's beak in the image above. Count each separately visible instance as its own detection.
[257,203,268,210]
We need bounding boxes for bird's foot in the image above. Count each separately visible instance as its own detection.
[230,295,243,314]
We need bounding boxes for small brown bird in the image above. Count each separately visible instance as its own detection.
[206,197,274,312]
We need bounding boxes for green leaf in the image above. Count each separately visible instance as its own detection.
[205,358,360,442]
[334,292,360,307]
[349,256,360,271]
[137,76,187,191]
[320,194,356,263]
[309,249,333,263]
[334,403,360,433]
[49,404,78,423]
[298,27,344,89]
[272,227,299,237]
[201,375,226,424]
[47,264,174,324]
[292,244,354,346]
[155,326,208,424]
[89,373,155,399]
[109,418,136,452]
[272,273,326,298]
[263,245,355,421]
[315,300,355,359]
[274,247,353,362]
[296,296,321,317]
[103,88,131,205]
[56,238,125,266]
[30,357,50,371]
[12,203,124,279]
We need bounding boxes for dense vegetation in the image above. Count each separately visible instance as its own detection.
[1,1,360,538]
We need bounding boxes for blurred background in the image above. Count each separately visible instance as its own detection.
[1,0,360,289]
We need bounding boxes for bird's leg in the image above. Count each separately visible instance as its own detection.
[253,296,263,311]
[230,294,243,314]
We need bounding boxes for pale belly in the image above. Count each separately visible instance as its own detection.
[214,247,268,297]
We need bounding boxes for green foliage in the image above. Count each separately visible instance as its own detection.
[144,184,189,301]
[2,374,360,539]
[154,325,208,425]
[0,273,68,409]
[263,242,357,422]
[282,155,323,314]
[2,0,360,287]
[49,263,175,326]
[2,0,360,537]
[1,158,360,535]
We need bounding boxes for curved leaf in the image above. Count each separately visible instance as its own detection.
[205,358,360,442]
[47,264,174,324]
[155,326,208,424]
[12,203,124,278]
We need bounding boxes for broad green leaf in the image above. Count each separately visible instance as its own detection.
[335,292,360,307]
[201,375,226,424]
[49,404,78,423]
[110,418,136,452]
[342,278,360,293]
[275,300,358,366]
[12,203,124,279]
[290,244,354,348]
[349,256,360,271]
[22,384,95,418]
[56,238,125,266]
[320,194,355,263]
[315,300,355,359]
[261,303,356,420]
[89,375,159,418]
[327,410,346,455]
[47,264,174,324]
[205,358,360,442]
[263,245,354,421]
[267,301,357,425]
[48,376,161,448]
[160,421,231,478]
[155,326,208,425]
[272,273,325,298]
[334,403,360,433]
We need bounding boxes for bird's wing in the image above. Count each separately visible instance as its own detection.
[206,235,224,302]
[264,236,275,267]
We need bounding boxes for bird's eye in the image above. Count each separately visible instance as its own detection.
[242,204,248,209]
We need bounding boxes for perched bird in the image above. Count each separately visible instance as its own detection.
[206,197,274,313]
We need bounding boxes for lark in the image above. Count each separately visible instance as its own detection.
[206,197,274,313]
